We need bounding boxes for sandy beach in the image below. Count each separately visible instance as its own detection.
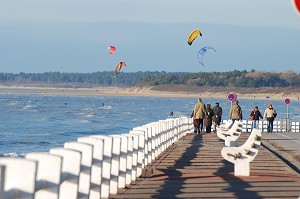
[1,84,300,101]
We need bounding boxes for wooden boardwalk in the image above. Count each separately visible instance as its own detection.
[111,133,300,199]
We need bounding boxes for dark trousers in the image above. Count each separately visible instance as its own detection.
[193,118,203,134]
[267,120,274,133]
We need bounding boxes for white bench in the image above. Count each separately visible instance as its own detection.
[217,121,243,146]
[218,120,234,131]
[221,128,262,176]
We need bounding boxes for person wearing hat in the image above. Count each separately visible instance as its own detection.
[212,102,222,132]
[191,98,207,134]
[204,103,214,133]
[229,100,243,121]
[264,104,277,133]
[250,106,263,129]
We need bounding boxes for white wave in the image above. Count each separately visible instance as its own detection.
[22,105,37,111]
[85,113,96,118]
[79,119,91,123]
[24,105,36,109]
[8,101,20,106]
[2,152,20,157]
[81,108,93,111]
[122,112,134,116]
[99,106,112,110]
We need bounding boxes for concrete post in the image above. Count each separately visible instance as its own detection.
[64,142,93,198]
[121,134,135,185]
[110,135,128,189]
[25,153,62,199]
[129,130,145,177]
[0,158,37,199]
[49,148,81,199]
[90,135,112,198]
[77,137,104,199]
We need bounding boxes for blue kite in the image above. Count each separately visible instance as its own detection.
[198,46,216,66]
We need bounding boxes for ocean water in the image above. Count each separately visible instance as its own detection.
[1,93,299,157]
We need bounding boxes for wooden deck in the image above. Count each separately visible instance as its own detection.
[111,133,300,199]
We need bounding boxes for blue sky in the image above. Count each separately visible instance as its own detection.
[0,0,299,73]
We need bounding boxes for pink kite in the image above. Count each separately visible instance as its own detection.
[108,46,116,55]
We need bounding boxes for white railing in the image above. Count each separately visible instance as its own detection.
[0,117,193,199]
[221,119,300,133]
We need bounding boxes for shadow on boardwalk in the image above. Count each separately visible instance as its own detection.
[214,160,262,199]
[151,134,202,198]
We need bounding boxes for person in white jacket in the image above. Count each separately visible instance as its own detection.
[264,104,277,133]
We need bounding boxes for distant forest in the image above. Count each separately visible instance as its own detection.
[0,70,300,88]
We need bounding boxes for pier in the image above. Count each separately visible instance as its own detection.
[0,118,300,198]
[112,133,300,198]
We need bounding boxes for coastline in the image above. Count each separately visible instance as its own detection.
[1,84,300,101]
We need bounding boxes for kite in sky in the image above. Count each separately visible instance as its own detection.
[108,46,116,55]
[291,0,300,15]
[114,61,126,74]
[187,29,202,46]
[198,46,216,66]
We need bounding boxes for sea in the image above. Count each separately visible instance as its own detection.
[1,93,300,157]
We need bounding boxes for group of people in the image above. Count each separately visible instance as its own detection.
[191,98,223,134]
[191,98,277,134]
[250,103,277,133]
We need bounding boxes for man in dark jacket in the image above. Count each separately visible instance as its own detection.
[212,102,222,132]
[250,106,263,129]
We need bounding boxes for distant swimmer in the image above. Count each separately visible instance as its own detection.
[64,102,67,105]
[102,102,105,106]
[170,111,174,117]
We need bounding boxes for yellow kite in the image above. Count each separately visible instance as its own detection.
[187,29,202,46]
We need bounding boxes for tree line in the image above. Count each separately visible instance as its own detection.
[0,70,299,88]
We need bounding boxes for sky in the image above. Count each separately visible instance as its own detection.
[0,0,300,73]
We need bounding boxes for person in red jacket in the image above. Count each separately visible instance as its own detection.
[250,106,263,129]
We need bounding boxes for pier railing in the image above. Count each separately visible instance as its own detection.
[224,119,300,133]
[0,118,299,199]
[0,117,193,199]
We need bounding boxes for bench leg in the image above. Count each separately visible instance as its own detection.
[225,140,236,147]
[234,161,250,176]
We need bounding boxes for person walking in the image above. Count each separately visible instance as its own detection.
[229,100,243,121]
[250,106,263,129]
[191,98,207,134]
[204,103,214,133]
[212,102,222,132]
[264,104,277,133]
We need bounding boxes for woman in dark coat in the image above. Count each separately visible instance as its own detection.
[204,104,214,133]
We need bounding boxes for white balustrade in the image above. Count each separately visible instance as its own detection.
[77,137,103,199]
[129,130,145,178]
[25,153,62,199]
[49,148,81,199]
[0,158,37,199]
[64,142,93,199]
[89,135,112,198]
[77,137,104,199]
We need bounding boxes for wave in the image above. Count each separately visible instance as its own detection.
[99,105,112,110]
[23,105,37,111]
[7,101,20,106]
[0,152,25,158]
[84,113,96,118]
[122,112,134,116]
[79,119,91,123]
